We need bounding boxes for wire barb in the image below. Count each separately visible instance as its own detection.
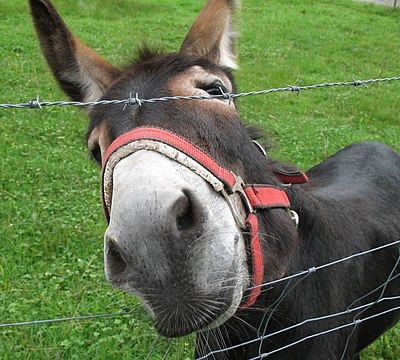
[123,92,142,110]
[219,86,234,104]
[307,266,317,274]
[28,95,43,110]
[287,84,301,95]
[352,78,368,89]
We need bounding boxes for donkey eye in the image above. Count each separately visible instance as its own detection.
[206,87,224,96]
[203,82,228,97]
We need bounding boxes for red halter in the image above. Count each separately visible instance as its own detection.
[101,127,307,308]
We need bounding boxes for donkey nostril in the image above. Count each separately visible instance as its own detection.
[176,190,194,231]
[175,189,203,232]
[105,233,127,276]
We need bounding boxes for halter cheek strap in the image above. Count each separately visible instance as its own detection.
[101,127,307,308]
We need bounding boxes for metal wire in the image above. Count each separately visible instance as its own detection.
[251,305,400,360]
[195,239,400,359]
[339,248,400,359]
[247,239,400,293]
[2,240,398,331]
[145,335,162,360]
[0,76,399,110]
[195,294,400,360]
[0,310,145,328]
[1,72,399,353]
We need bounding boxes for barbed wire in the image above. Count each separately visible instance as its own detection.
[0,76,399,110]
[2,74,399,358]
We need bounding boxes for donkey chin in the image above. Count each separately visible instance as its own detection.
[103,151,250,338]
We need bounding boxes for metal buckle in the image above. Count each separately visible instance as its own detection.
[289,209,299,229]
[221,173,254,229]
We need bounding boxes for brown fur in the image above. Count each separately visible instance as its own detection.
[180,0,238,68]
[30,0,119,102]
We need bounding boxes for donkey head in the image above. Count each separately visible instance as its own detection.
[30,0,298,337]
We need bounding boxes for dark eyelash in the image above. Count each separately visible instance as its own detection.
[203,82,228,96]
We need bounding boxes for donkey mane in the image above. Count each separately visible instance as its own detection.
[131,45,162,64]
[125,46,237,83]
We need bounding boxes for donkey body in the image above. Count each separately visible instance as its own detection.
[204,141,400,359]
[30,0,400,358]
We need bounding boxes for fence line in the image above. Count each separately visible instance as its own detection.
[201,297,398,359]
[0,310,145,328]
[196,241,400,359]
[2,75,400,356]
[249,239,400,293]
[251,305,400,360]
[339,248,400,358]
[0,76,400,110]
[2,239,400,360]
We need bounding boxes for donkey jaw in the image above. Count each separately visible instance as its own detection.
[103,151,249,337]
[105,241,248,338]
[151,238,249,338]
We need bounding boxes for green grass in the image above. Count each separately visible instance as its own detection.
[1,0,399,358]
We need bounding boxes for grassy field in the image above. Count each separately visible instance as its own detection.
[1,0,399,359]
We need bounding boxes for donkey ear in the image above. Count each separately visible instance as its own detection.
[29,0,120,102]
[180,0,239,70]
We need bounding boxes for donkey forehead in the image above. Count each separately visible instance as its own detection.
[87,63,238,156]
[114,60,235,99]
[168,65,233,91]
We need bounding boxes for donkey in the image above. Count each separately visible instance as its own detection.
[30,0,400,359]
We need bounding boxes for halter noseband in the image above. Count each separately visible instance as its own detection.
[101,127,307,308]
